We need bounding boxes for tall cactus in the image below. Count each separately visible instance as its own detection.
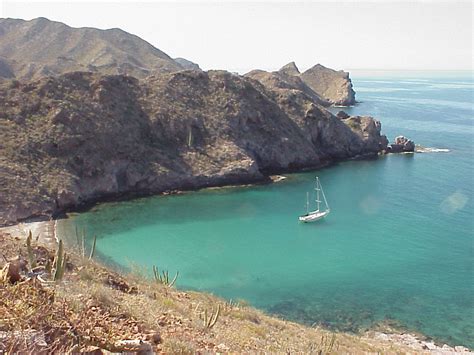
[89,235,97,260]
[53,240,66,281]
[26,230,37,269]
[203,305,221,329]
[152,265,178,287]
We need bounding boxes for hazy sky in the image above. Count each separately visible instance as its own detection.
[1,1,472,73]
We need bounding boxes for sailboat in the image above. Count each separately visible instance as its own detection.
[299,177,330,223]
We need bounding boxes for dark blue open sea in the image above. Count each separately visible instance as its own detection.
[60,71,474,347]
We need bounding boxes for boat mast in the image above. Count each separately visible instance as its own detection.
[320,179,330,211]
[315,177,321,212]
[306,192,309,214]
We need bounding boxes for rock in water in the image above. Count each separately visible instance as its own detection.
[389,136,415,153]
[300,64,356,106]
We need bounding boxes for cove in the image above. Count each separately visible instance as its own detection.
[59,73,473,348]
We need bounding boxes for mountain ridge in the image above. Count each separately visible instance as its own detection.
[0,17,183,79]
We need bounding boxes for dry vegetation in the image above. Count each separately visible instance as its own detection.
[0,231,414,354]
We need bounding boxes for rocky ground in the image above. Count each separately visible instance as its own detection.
[1,225,470,354]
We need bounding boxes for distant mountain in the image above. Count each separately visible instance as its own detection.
[0,17,184,79]
[174,57,201,71]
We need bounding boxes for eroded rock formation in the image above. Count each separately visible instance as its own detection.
[300,64,356,106]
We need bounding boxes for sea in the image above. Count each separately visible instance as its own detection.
[59,71,473,348]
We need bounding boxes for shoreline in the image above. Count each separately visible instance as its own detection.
[1,153,370,228]
[0,220,471,352]
[0,218,58,248]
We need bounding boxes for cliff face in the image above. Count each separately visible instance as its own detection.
[247,62,356,107]
[0,17,183,80]
[0,70,386,226]
[300,64,356,106]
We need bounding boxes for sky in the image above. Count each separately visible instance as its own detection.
[1,0,472,73]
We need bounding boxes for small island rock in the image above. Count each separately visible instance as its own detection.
[388,136,415,153]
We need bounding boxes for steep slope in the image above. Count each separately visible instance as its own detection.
[0,17,183,79]
[0,70,386,226]
[246,70,385,160]
[245,69,330,107]
[174,57,201,71]
[300,63,356,106]
[248,62,356,107]
[278,61,301,76]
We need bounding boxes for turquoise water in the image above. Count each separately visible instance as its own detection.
[60,72,474,347]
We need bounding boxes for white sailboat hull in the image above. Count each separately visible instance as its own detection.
[299,209,330,223]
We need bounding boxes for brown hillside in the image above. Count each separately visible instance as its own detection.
[0,70,386,226]
[0,17,182,80]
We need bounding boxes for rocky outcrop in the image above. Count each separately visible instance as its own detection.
[0,70,387,226]
[248,62,356,107]
[245,68,330,107]
[0,17,189,80]
[372,332,471,353]
[336,110,350,119]
[300,64,356,106]
[174,58,201,71]
[278,61,300,76]
[388,136,415,153]
[246,71,387,160]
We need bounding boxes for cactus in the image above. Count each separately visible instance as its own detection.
[81,228,86,258]
[203,304,220,329]
[75,226,80,253]
[75,226,96,260]
[89,235,97,260]
[26,230,37,269]
[45,258,52,274]
[187,126,193,147]
[53,240,66,281]
[152,265,178,287]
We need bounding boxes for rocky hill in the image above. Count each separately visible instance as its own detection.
[0,69,387,226]
[0,17,183,80]
[174,57,201,71]
[300,63,356,106]
[247,62,356,106]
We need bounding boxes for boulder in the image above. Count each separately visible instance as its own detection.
[336,110,350,119]
[389,136,415,152]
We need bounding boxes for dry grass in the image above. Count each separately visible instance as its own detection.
[0,231,416,353]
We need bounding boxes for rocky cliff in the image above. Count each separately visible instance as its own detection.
[0,17,184,80]
[247,62,356,107]
[0,70,387,226]
[174,57,201,71]
[300,64,356,106]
